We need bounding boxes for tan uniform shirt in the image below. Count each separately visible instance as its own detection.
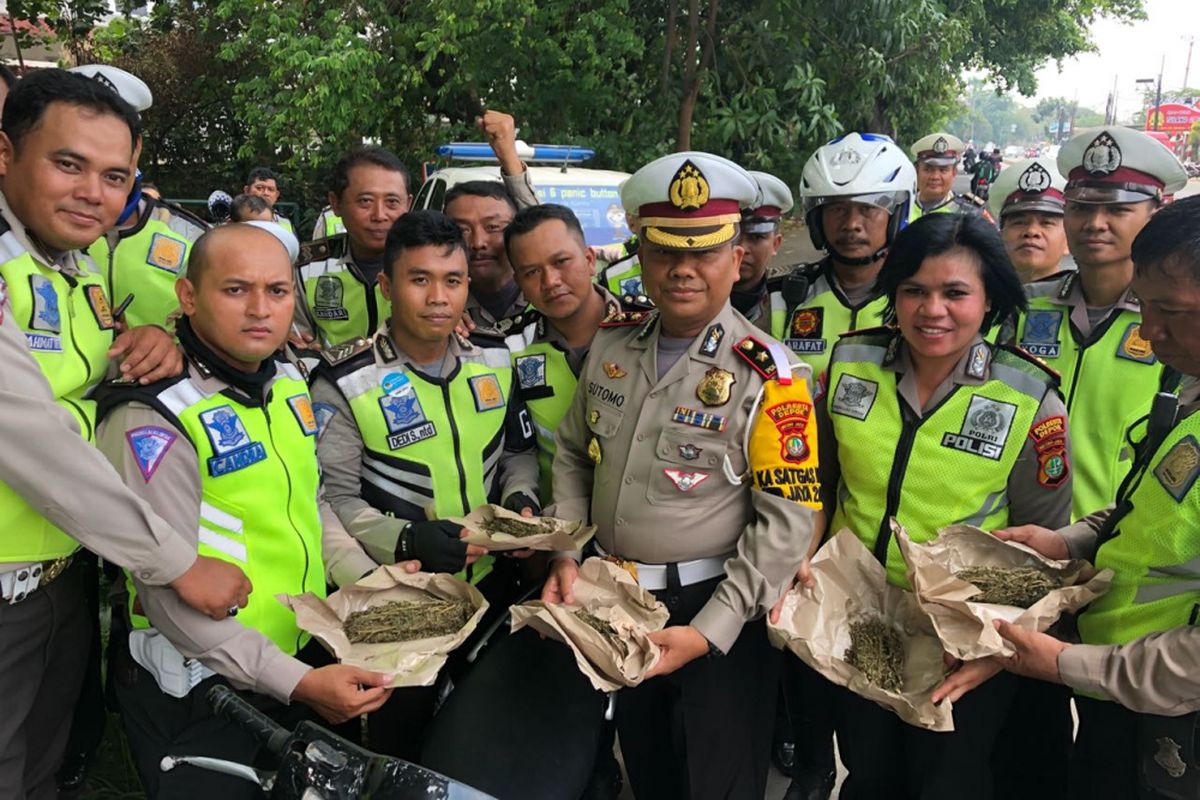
[816,335,1073,530]
[0,191,195,583]
[550,303,821,653]
[311,329,540,564]
[95,355,378,703]
[1056,377,1200,715]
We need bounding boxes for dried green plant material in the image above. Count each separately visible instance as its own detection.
[955,566,1061,608]
[344,599,473,644]
[574,609,628,659]
[481,517,557,538]
[845,617,905,692]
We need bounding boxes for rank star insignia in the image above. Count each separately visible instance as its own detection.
[696,367,736,407]
[602,362,627,379]
[664,468,709,492]
[678,443,703,460]
[587,436,602,465]
[668,159,710,211]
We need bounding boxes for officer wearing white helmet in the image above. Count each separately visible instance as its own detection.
[766,132,915,378]
[989,157,1071,283]
[731,170,792,325]
[993,125,1188,800]
[908,132,990,222]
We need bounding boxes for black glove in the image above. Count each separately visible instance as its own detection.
[395,519,468,574]
[502,492,541,516]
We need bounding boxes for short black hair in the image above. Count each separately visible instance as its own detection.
[0,65,16,89]
[504,204,586,261]
[330,146,409,199]
[384,209,467,277]
[444,180,518,215]
[3,68,140,154]
[1132,195,1200,282]
[878,213,1026,334]
[246,166,279,186]
[230,193,270,222]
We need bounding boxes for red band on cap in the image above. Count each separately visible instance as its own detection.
[639,199,743,219]
[743,206,782,219]
[1003,188,1065,208]
[1067,165,1164,190]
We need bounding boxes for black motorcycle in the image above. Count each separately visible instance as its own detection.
[159,685,496,800]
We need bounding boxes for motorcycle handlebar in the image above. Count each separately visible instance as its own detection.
[207,685,291,755]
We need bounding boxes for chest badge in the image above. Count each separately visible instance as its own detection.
[696,367,736,407]
[287,394,318,436]
[84,285,116,330]
[588,435,602,465]
[146,232,186,273]
[678,443,703,461]
[602,362,627,379]
[198,405,267,477]
[1021,310,1063,358]
[469,374,506,411]
[664,469,709,492]
[313,275,349,321]
[516,354,547,388]
[1154,435,1200,503]
[1117,322,1157,364]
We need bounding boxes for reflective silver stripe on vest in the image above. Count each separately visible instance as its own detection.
[1135,555,1200,604]
[335,364,379,402]
[831,342,888,365]
[988,360,1048,402]
[299,256,346,281]
[362,453,434,491]
[955,489,1010,528]
[769,292,787,314]
[361,462,434,509]
[0,230,27,263]
[157,380,207,417]
[278,362,305,383]
[503,321,539,353]
[478,345,513,370]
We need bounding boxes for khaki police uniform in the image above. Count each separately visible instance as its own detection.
[0,190,199,798]
[908,132,989,222]
[818,331,1072,799]
[93,340,376,799]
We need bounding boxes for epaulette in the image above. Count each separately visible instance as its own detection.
[620,292,655,311]
[995,342,1062,386]
[92,371,188,429]
[837,324,895,341]
[319,336,372,367]
[151,197,211,231]
[493,307,542,336]
[733,335,781,380]
[959,192,987,208]
[297,234,347,267]
[599,309,651,328]
[765,260,815,285]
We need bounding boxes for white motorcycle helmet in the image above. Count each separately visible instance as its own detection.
[799,132,917,264]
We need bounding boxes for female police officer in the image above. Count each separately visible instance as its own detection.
[815,213,1073,798]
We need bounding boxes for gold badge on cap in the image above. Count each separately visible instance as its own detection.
[669,159,710,211]
[1083,132,1122,176]
[696,367,736,407]
[1017,162,1052,193]
[587,435,602,465]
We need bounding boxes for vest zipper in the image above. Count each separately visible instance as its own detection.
[440,381,471,513]
[64,283,97,440]
[62,396,93,441]
[263,402,312,654]
[1065,347,1085,410]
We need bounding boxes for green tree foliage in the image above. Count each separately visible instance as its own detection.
[27,0,1143,217]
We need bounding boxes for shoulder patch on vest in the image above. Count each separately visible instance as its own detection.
[836,325,897,346]
[1154,435,1200,503]
[958,192,987,208]
[494,307,542,336]
[319,336,371,366]
[126,425,177,482]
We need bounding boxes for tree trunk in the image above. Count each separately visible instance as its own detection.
[659,0,678,95]
[675,0,701,151]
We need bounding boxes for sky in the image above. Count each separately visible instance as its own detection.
[1030,0,1200,120]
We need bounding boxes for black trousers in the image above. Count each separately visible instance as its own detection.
[421,627,608,800]
[0,557,89,800]
[991,676,1073,799]
[781,655,837,781]
[835,669,1018,800]
[367,558,526,761]
[616,576,779,800]
[108,617,342,800]
[57,553,108,779]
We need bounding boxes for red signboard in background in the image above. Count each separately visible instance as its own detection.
[1146,103,1200,134]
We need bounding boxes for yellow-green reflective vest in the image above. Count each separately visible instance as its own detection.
[598,253,643,298]
[327,342,525,584]
[274,214,294,235]
[323,214,345,238]
[117,362,325,654]
[298,237,390,347]
[88,198,207,329]
[908,194,985,222]
[828,330,1055,587]
[767,260,889,379]
[0,230,113,563]
[504,314,579,500]
[1078,411,1200,649]
[1003,273,1163,521]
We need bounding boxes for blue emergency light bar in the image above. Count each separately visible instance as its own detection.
[435,142,595,163]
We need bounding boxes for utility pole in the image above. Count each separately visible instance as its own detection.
[1154,54,1164,132]
[1184,36,1195,90]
